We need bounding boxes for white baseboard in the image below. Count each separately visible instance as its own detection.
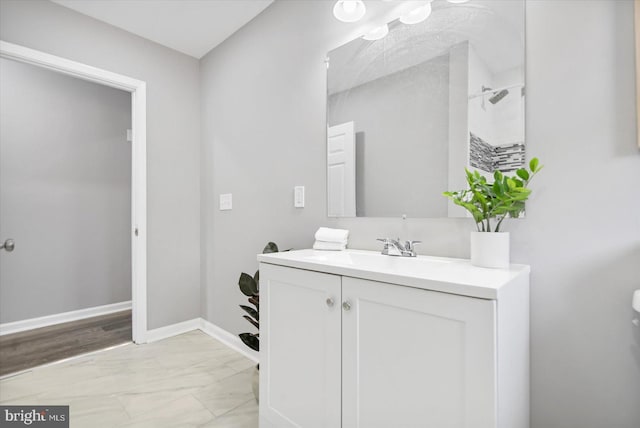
[199,319,259,363]
[145,318,201,343]
[0,301,132,336]
[2,307,260,365]
[144,318,259,363]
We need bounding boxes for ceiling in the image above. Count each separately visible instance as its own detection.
[328,0,525,94]
[51,0,274,58]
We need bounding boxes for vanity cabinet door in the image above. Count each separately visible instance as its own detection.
[259,263,342,428]
[341,277,497,428]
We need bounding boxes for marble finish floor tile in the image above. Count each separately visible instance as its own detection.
[0,330,258,427]
[193,369,255,417]
[202,399,258,428]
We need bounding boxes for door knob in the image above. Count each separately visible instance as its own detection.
[326,297,335,307]
[342,301,351,311]
[1,239,15,252]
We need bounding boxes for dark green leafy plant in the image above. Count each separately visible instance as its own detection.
[443,158,543,233]
[238,242,280,352]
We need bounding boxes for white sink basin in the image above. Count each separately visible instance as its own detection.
[258,249,529,300]
[305,250,453,271]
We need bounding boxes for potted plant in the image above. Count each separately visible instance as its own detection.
[238,241,280,403]
[443,158,543,268]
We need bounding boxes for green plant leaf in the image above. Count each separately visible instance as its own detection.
[239,333,259,352]
[493,180,503,196]
[253,270,259,286]
[239,272,258,296]
[445,159,542,232]
[508,209,522,218]
[516,168,529,181]
[473,189,487,207]
[454,200,475,211]
[263,242,279,254]
[240,304,259,321]
[465,169,474,182]
[529,157,539,172]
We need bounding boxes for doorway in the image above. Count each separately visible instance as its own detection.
[0,41,147,353]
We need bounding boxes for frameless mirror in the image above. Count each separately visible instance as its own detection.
[326,0,525,218]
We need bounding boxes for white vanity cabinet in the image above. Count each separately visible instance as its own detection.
[341,276,496,427]
[258,250,530,428]
[259,264,342,428]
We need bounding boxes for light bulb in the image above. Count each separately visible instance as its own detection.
[400,2,432,25]
[333,0,366,23]
[343,1,356,13]
[362,24,389,41]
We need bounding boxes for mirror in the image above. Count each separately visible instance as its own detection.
[326,0,525,218]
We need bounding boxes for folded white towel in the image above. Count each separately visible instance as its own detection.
[315,238,347,245]
[315,227,349,243]
[313,240,347,251]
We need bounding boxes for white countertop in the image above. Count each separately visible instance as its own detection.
[257,249,529,300]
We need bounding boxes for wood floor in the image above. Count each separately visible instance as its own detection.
[0,310,131,377]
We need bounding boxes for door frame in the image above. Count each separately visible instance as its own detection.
[0,40,148,344]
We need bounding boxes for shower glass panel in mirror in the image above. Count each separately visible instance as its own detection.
[326,0,525,218]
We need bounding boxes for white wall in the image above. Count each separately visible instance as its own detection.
[468,48,525,148]
[0,0,201,330]
[448,42,471,218]
[524,2,639,426]
[493,66,525,145]
[0,58,131,323]
[200,1,640,426]
[468,44,496,143]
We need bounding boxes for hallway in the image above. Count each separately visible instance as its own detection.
[0,310,132,377]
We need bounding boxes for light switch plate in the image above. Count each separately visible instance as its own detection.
[294,186,305,208]
[219,193,232,210]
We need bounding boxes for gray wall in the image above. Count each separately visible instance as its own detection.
[0,58,131,323]
[0,0,201,329]
[201,0,640,426]
[199,0,328,333]
[328,56,449,218]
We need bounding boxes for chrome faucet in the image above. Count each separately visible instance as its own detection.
[377,238,421,257]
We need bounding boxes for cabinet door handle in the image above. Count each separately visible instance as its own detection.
[1,239,15,252]
[342,300,351,311]
[326,297,335,307]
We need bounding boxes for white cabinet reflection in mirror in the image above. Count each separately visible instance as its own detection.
[258,249,530,428]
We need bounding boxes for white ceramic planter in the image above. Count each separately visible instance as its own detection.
[470,232,510,269]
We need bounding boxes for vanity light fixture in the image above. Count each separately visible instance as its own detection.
[447,0,470,3]
[362,24,389,40]
[333,0,367,23]
[399,1,432,25]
